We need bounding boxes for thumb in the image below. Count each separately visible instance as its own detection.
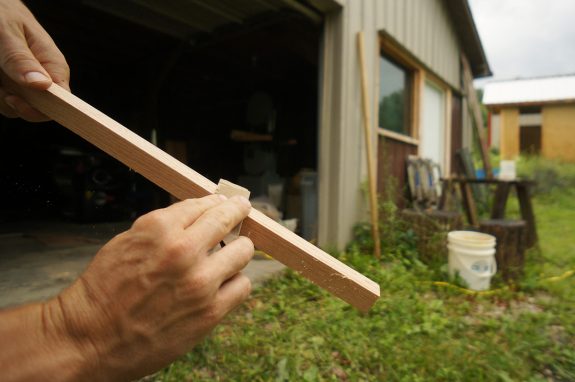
[0,34,53,90]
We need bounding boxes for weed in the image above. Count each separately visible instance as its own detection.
[347,199,420,268]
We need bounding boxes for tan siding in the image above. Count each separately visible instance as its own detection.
[542,105,575,162]
[370,0,461,88]
[405,0,413,49]
[500,108,520,159]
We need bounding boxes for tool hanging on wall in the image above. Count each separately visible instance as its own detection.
[357,31,382,259]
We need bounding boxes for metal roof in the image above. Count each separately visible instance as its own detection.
[483,74,575,106]
[445,0,492,78]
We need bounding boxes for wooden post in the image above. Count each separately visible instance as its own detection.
[357,31,382,259]
[461,54,492,178]
[491,182,512,219]
[516,183,538,247]
[479,219,526,281]
[459,182,479,227]
[6,80,380,312]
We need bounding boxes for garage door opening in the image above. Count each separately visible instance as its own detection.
[160,18,321,239]
[0,1,322,241]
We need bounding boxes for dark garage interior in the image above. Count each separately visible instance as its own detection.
[0,0,322,238]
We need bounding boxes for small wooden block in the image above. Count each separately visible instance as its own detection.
[216,179,250,244]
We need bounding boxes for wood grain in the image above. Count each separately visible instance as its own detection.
[357,31,382,260]
[12,82,380,312]
[462,53,493,178]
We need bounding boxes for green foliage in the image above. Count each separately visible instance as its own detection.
[151,161,575,382]
[347,199,419,268]
[488,147,500,170]
[516,156,575,196]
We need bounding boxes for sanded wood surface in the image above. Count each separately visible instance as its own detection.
[11,82,380,312]
[357,31,382,259]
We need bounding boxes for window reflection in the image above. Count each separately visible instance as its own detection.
[379,55,411,135]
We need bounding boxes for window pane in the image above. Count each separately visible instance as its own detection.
[379,55,410,135]
[421,82,445,165]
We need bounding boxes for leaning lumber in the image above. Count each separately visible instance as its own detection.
[357,31,382,259]
[461,54,492,178]
[10,82,380,312]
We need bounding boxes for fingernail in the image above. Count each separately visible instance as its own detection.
[24,71,50,84]
[217,194,227,201]
[232,195,251,208]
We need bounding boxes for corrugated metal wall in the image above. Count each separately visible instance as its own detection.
[318,0,467,248]
[375,0,461,88]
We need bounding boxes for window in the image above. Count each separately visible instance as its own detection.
[520,125,542,155]
[519,106,541,114]
[379,54,412,135]
[420,81,446,165]
[518,106,542,155]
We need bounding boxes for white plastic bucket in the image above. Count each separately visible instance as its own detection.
[448,231,497,290]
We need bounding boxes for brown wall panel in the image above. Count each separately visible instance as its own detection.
[377,136,418,207]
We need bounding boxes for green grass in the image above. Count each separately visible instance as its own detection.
[153,162,575,382]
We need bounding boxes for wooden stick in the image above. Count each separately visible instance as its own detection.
[461,53,492,178]
[357,31,382,259]
[10,82,380,312]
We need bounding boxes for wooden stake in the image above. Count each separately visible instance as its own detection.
[8,81,380,312]
[461,54,492,178]
[357,31,382,259]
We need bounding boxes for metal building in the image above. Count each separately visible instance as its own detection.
[0,0,490,250]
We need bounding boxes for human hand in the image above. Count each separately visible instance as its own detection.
[0,0,70,121]
[44,195,254,381]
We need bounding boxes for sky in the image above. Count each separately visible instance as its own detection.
[468,0,575,87]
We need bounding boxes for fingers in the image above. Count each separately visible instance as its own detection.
[0,88,17,118]
[0,1,56,90]
[162,195,227,229]
[185,196,252,254]
[24,23,70,91]
[0,29,52,89]
[214,273,252,316]
[0,88,50,121]
[3,94,48,122]
[0,0,70,121]
[208,236,254,285]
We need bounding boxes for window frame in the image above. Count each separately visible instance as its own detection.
[378,52,414,137]
[377,35,422,146]
[377,33,454,170]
